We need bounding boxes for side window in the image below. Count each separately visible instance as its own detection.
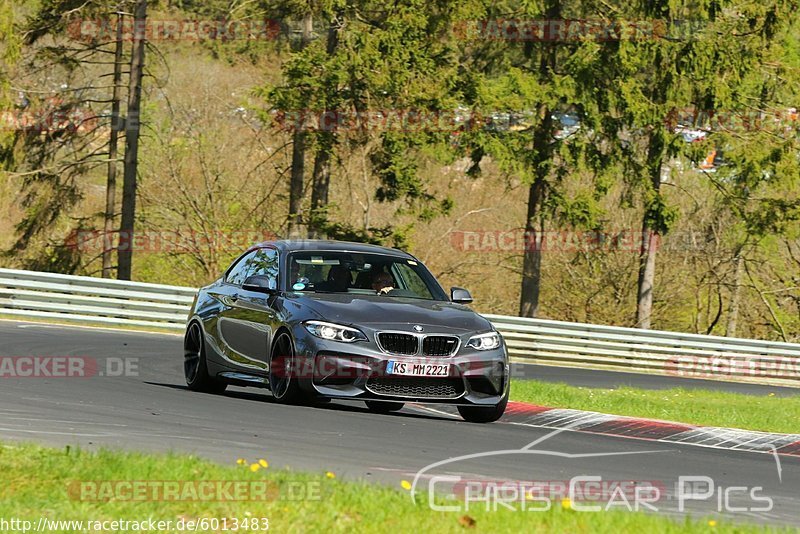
[247,248,279,286]
[225,249,279,286]
[225,250,258,286]
[391,263,434,299]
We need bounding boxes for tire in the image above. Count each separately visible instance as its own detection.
[457,394,508,423]
[365,400,404,413]
[268,331,303,404]
[184,322,227,394]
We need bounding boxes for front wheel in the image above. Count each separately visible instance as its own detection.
[184,322,227,394]
[365,400,404,413]
[268,331,303,404]
[457,395,507,423]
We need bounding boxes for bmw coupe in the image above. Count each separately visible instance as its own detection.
[183,240,509,423]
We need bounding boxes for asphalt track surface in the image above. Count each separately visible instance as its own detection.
[1,320,798,527]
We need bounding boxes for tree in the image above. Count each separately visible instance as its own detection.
[0,0,20,166]
[117,0,147,280]
[595,0,800,328]
[6,1,122,272]
[286,12,313,238]
[102,10,124,278]
[7,0,143,275]
[263,0,458,244]
[454,0,610,317]
[13,0,151,280]
[711,11,800,339]
[307,7,341,238]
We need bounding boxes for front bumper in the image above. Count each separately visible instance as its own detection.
[292,326,509,406]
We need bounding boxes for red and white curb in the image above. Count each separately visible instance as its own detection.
[417,401,800,458]
[505,402,800,457]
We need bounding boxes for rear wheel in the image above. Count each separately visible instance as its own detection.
[184,322,227,394]
[268,331,303,404]
[365,400,404,413]
[457,394,507,423]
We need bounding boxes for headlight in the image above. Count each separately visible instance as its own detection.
[467,332,501,351]
[304,321,367,343]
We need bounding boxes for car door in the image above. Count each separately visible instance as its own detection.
[218,248,281,373]
[213,249,259,370]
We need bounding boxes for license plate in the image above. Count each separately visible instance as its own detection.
[386,360,450,377]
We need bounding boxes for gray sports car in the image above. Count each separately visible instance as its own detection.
[183,240,509,422]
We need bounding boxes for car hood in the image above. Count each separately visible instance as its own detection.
[289,293,492,333]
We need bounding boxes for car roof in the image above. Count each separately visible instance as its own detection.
[250,239,416,259]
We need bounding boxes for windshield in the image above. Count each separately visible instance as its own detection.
[286,251,447,301]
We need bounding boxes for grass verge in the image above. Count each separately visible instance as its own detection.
[510,380,800,434]
[0,442,773,533]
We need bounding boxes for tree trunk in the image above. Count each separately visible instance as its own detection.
[287,129,306,238]
[635,129,666,328]
[519,178,546,317]
[117,0,147,281]
[308,146,331,238]
[308,14,342,239]
[518,64,555,318]
[636,220,659,328]
[725,251,744,337]
[102,12,124,278]
[286,13,314,239]
[518,2,558,318]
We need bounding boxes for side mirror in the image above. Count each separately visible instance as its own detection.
[243,275,278,294]
[451,287,473,304]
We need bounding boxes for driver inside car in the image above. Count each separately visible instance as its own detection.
[371,272,395,295]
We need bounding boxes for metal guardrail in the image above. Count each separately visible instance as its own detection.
[0,268,194,330]
[1,268,798,386]
[486,314,800,386]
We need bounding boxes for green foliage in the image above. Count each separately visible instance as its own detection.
[550,191,605,230]
[643,193,680,235]
[261,1,461,244]
[4,0,138,272]
[453,1,613,237]
[0,0,20,161]
[684,1,800,248]
[308,219,395,246]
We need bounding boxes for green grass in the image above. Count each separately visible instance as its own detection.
[0,442,777,533]
[510,380,800,434]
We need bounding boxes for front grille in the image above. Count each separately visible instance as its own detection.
[366,376,464,399]
[377,333,418,355]
[422,335,459,356]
